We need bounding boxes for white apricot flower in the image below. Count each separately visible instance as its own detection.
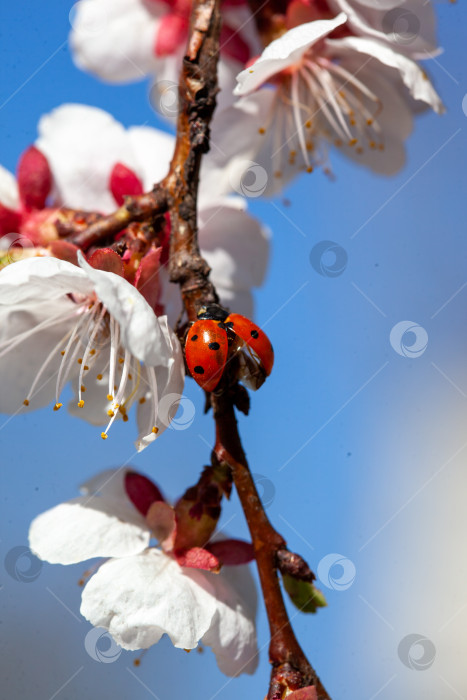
[212,14,443,194]
[29,468,258,677]
[34,103,269,319]
[0,250,184,450]
[69,0,260,113]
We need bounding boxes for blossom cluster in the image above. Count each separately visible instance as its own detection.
[71,0,443,191]
[0,0,445,686]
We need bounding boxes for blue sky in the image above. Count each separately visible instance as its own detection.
[1,2,467,699]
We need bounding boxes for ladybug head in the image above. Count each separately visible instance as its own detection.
[197,304,229,322]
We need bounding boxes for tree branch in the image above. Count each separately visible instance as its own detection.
[212,394,330,699]
[165,0,332,697]
[69,185,168,250]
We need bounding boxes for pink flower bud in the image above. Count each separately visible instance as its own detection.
[109,162,144,206]
[88,247,124,276]
[0,204,21,237]
[125,471,165,516]
[154,13,189,57]
[17,146,52,211]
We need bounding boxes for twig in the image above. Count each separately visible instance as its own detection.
[165,0,221,318]
[212,394,330,699]
[69,185,168,250]
[166,0,332,696]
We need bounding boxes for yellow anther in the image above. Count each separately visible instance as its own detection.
[349,118,356,126]
[249,69,254,73]
[101,432,108,440]
[53,403,63,411]
[90,349,96,356]
[348,138,358,146]
[369,141,376,149]
[306,166,313,173]
[77,400,85,408]
[77,358,83,364]
[118,357,124,364]
[139,397,146,404]
[151,426,159,434]
[81,385,86,392]
[305,120,311,128]
[128,373,133,380]
[97,374,103,380]
[107,410,115,417]
[258,127,265,134]
[366,118,373,126]
[61,350,66,356]
[23,399,30,406]
[123,414,129,423]
[274,170,282,178]
[107,394,113,401]
[83,365,89,371]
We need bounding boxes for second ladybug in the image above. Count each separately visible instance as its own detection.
[185,305,274,392]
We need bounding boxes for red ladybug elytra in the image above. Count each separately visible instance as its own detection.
[185,305,274,392]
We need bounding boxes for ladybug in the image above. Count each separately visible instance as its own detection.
[185,304,274,392]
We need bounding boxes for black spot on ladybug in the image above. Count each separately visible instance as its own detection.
[191,334,198,341]
[250,330,259,339]
[208,342,220,351]
[194,366,205,375]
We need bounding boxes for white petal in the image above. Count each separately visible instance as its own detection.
[0,299,77,412]
[0,165,19,209]
[328,36,444,113]
[81,548,257,675]
[201,563,258,676]
[36,104,142,212]
[0,255,92,304]
[80,468,133,502]
[136,317,185,450]
[29,497,149,564]
[80,549,218,649]
[234,14,347,95]
[70,0,160,83]
[203,89,277,198]
[78,251,170,366]
[127,126,175,189]
[328,0,438,57]
[199,202,270,313]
